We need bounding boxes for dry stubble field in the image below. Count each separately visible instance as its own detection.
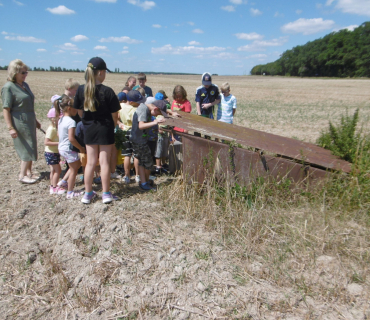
[0,71,369,319]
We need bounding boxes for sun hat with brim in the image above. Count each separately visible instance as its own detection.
[127,90,146,104]
[88,57,112,73]
[47,108,56,118]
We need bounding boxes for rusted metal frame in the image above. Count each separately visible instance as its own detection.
[178,133,330,187]
[164,112,351,173]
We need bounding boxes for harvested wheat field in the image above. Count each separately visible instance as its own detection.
[0,71,369,319]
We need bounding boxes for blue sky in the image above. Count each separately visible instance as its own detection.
[0,0,369,75]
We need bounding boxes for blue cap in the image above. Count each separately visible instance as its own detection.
[117,92,127,102]
[155,92,164,100]
[127,90,146,104]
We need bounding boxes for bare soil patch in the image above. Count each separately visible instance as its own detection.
[0,72,369,319]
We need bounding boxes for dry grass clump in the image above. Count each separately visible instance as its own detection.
[157,172,370,301]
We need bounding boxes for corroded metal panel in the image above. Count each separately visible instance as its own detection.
[166,112,351,173]
[181,134,331,187]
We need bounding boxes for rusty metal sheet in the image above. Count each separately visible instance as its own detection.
[166,112,351,173]
[181,134,330,187]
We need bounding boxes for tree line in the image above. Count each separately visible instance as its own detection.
[251,21,370,77]
[0,65,200,76]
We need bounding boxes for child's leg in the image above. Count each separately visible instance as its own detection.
[144,168,150,182]
[61,169,70,182]
[138,165,147,184]
[51,164,61,187]
[124,155,131,177]
[134,157,139,176]
[85,145,99,193]
[155,158,161,168]
[110,146,117,174]
[67,160,81,192]
[99,144,113,193]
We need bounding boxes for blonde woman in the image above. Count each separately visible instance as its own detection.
[73,57,121,204]
[1,59,41,184]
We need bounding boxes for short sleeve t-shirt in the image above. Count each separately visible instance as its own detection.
[119,103,136,131]
[73,84,121,145]
[58,116,76,152]
[130,103,151,144]
[217,94,237,124]
[45,125,59,153]
[195,84,220,117]
[171,99,192,132]
[132,85,153,97]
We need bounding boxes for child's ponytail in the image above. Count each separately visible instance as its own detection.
[53,99,61,119]
[125,76,135,87]
[84,64,98,112]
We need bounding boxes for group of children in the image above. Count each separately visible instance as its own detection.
[44,58,237,204]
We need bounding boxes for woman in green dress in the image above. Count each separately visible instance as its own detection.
[1,59,41,184]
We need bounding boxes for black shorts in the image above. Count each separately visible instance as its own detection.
[132,142,153,170]
[44,152,61,165]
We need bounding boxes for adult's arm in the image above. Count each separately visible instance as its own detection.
[3,108,17,138]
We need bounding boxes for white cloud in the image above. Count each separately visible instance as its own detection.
[119,50,129,54]
[326,0,335,5]
[2,31,8,35]
[193,29,204,34]
[71,35,88,42]
[188,41,201,45]
[316,3,323,9]
[57,43,80,50]
[94,0,117,2]
[152,44,226,55]
[246,54,267,59]
[0,3,3,6]
[274,11,284,17]
[188,21,195,26]
[123,46,129,49]
[37,48,46,52]
[127,0,155,10]
[71,52,84,55]
[13,0,23,6]
[0,48,2,51]
[237,37,288,51]
[235,32,264,40]
[328,0,370,16]
[250,8,262,16]
[296,9,302,14]
[5,35,46,43]
[230,0,243,4]
[99,36,142,44]
[46,5,75,15]
[281,18,335,35]
[152,24,161,28]
[221,5,235,12]
[94,45,109,51]
[211,52,239,59]
[151,40,156,43]
[343,24,358,31]
[53,50,65,54]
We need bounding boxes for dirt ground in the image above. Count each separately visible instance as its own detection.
[0,72,369,319]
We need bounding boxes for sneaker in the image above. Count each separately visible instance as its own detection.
[57,180,68,189]
[57,187,67,195]
[123,176,130,184]
[135,175,141,183]
[66,191,83,199]
[110,172,121,179]
[93,177,101,184]
[162,163,169,170]
[50,186,58,195]
[139,182,156,191]
[102,192,119,204]
[81,191,97,204]
[155,167,168,175]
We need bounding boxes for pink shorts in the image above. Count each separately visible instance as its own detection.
[59,150,80,164]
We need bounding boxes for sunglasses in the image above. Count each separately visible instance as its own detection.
[20,71,28,75]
